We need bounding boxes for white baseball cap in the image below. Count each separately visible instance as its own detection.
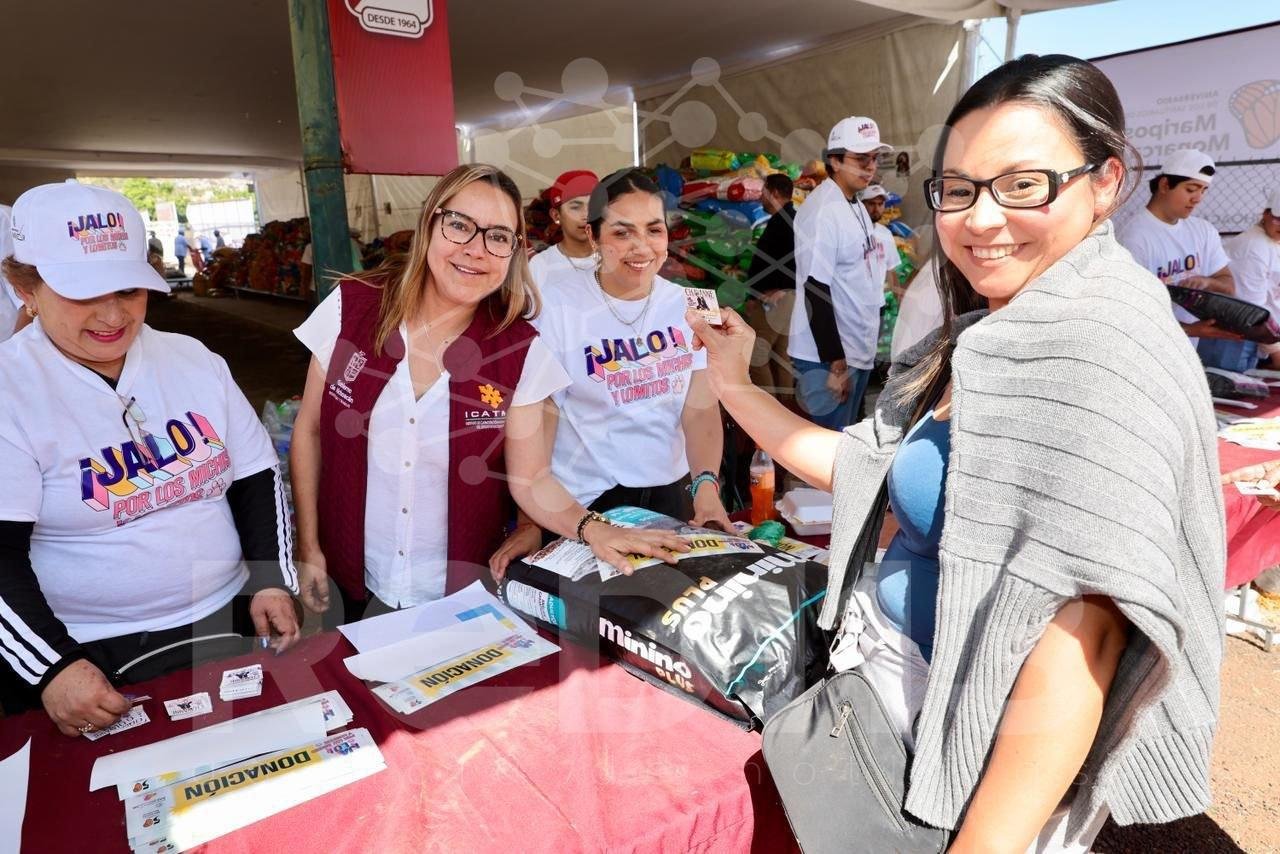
[9,180,170,299]
[1160,149,1216,185]
[859,185,889,201]
[826,116,893,155]
[1265,186,1280,215]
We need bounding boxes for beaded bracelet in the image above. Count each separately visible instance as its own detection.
[688,470,720,498]
[576,510,609,543]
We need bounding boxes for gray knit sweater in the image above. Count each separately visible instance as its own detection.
[822,221,1225,833]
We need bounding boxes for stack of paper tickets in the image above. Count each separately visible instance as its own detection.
[218,664,263,701]
[88,692,367,852]
[124,728,384,852]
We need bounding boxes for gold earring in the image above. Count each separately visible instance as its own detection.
[25,306,36,319]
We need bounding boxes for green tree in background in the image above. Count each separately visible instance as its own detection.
[82,177,253,221]
[118,178,184,219]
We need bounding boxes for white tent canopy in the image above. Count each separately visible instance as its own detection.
[0,0,1107,227]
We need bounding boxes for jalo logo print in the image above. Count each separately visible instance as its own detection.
[345,0,433,38]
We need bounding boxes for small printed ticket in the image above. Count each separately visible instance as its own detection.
[684,287,723,326]
[164,691,213,721]
[1235,480,1280,497]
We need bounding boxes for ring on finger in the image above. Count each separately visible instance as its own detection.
[78,722,97,734]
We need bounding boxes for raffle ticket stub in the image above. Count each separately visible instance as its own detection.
[683,287,723,325]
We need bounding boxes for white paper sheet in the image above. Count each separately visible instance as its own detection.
[0,739,30,854]
[1213,397,1259,410]
[337,580,533,653]
[115,691,354,801]
[343,613,511,683]
[90,701,327,792]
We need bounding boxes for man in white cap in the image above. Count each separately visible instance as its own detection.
[859,184,901,297]
[788,116,891,429]
[1225,186,1280,368]
[1116,148,1238,354]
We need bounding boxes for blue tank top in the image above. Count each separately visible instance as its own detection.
[876,410,950,662]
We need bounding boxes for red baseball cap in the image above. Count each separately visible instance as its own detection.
[548,170,599,207]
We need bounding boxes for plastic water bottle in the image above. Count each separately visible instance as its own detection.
[749,448,777,525]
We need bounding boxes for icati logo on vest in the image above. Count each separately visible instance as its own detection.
[465,384,507,430]
[345,0,433,38]
[343,350,367,383]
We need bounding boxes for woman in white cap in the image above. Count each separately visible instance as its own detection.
[0,182,299,737]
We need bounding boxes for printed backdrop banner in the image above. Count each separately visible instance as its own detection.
[327,0,457,175]
[1094,23,1280,166]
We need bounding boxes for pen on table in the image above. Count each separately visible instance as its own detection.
[128,695,151,706]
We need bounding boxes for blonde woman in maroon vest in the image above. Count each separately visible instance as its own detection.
[291,165,686,623]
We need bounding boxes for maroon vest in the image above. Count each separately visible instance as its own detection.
[318,279,536,601]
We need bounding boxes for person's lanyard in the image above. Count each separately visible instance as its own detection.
[849,199,875,279]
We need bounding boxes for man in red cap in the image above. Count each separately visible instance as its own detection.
[529,170,599,292]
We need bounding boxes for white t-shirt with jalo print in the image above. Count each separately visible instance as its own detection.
[1116,208,1231,324]
[0,324,279,643]
[532,271,708,506]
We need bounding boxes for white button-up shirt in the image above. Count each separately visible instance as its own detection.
[295,289,570,607]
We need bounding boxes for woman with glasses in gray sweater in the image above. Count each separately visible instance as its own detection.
[691,55,1224,853]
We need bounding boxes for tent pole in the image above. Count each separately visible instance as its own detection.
[1004,7,1022,61]
[960,19,982,90]
[287,0,350,301]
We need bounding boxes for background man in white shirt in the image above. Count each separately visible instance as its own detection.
[859,184,901,297]
[788,116,892,429]
[1225,185,1280,368]
[1116,149,1242,367]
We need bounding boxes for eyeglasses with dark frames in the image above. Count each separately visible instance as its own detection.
[434,208,521,258]
[924,163,1099,213]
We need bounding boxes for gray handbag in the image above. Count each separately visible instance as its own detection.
[762,667,950,853]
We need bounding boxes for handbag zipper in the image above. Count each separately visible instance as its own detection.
[840,697,910,833]
[830,702,854,738]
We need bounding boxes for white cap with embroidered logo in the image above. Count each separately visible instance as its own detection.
[827,116,893,155]
[9,180,170,299]
[1160,149,1216,185]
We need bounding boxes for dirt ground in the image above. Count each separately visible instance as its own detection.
[146,290,311,412]
[148,292,1280,854]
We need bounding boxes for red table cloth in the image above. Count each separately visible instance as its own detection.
[0,631,796,853]
[1217,387,1280,588]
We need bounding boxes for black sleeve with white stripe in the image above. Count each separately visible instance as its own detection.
[227,467,299,596]
[0,521,89,689]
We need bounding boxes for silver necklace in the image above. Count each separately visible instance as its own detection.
[563,246,598,272]
[592,267,654,331]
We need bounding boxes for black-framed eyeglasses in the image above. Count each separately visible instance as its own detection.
[434,208,521,258]
[923,163,1098,212]
[839,151,877,168]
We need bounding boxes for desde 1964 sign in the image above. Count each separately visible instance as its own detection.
[345,0,433,39]
[328,0,456,175]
